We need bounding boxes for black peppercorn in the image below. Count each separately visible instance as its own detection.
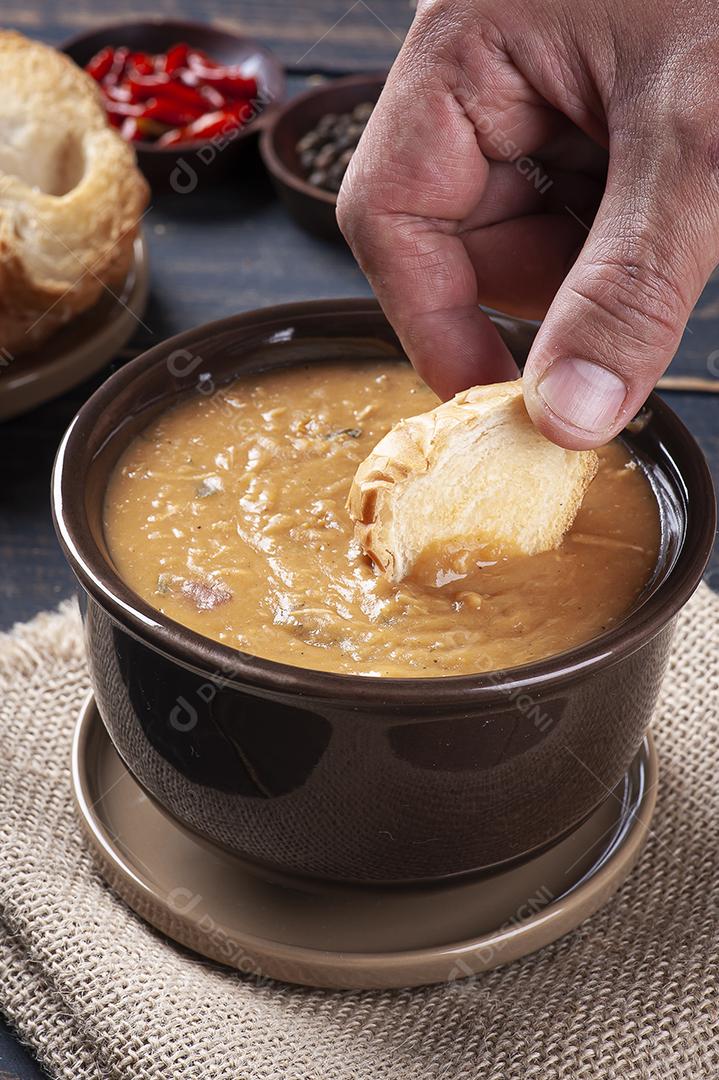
[295,101,375,194]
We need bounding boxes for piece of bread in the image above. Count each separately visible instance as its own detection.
[347,379,599,582]
[0,31,149,355]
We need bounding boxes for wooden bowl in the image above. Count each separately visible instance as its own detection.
[260,73,385,241]
[62,19,286,191]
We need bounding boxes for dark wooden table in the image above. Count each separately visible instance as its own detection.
[1,1,718,1075]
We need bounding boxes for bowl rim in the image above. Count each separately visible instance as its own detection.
[259,72,387,207]
[61,16,286,152]
[52,298,716,706]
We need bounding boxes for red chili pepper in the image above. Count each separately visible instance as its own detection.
[225,99,254,122]
[126,74,207,111]
[199,84,226,110]
[140,97,204,126]
[156,127,185,147]
[156,109,244,146]
[104,100,144,121]
[184,63,257,99]
[120,117,142,142]
[127,50,155,75]
[85,46,114,82]
[162,42,190,73]
[186,48,218,70]
[177,67,200,89]
[92,41,263,144]
[103,46,130,87]
[102,83,132,103]
[124,72,173,99]
[159,80,209,109]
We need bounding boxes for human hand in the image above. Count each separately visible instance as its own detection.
[337,0,719,448]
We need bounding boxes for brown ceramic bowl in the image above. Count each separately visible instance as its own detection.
[260,74,385,241]
[62,19,285,191]
[52,300,715,885]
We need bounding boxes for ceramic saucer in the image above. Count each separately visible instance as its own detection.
[72,693,657,990]
[0,232,149,421]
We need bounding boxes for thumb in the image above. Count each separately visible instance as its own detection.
[522,133,719,449]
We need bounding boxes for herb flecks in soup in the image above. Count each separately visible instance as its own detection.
[104,361,661,677]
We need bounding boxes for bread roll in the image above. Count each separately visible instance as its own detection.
[347,379,599,582]
[0,31,149,354]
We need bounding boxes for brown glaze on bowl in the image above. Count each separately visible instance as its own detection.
[62,19,286,191]
[52,300,716,885]
[260,74,385,241]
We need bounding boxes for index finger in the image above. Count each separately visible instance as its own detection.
[336,12,554,396]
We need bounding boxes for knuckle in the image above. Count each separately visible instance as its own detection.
[335,181,356,244]
[410,1,503,81]
[336,169,374,253]
[410,0,468,54]
[672,114,719,198]
[335,195,381,273]
[568,251,686,358]
[619,60,719,201]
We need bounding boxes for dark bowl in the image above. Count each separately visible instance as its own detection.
[52,300,715,885]
[260,74,385,241]
[62,19,286,191]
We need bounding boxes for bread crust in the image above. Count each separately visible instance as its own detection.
[0,31,149,354]
[347,379,599,582]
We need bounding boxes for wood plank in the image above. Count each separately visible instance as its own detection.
[10,0,412,69]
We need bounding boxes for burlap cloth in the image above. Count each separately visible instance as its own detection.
[1,587,718,1080]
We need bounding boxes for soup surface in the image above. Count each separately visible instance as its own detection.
[104,361,661,677]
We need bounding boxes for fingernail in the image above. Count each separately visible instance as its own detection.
[536,358,627,434]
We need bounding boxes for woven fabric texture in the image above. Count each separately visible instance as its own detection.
[0,589,718,1080]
